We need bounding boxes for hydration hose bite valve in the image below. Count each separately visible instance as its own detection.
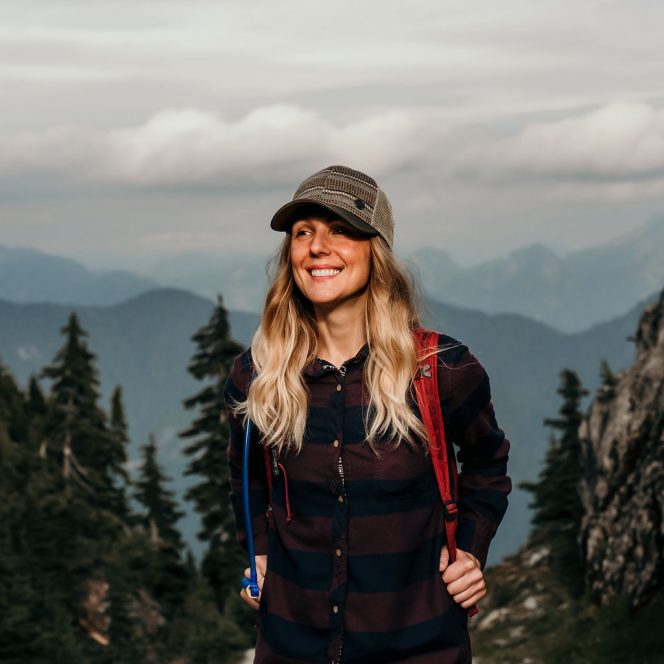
[241,418,261,599]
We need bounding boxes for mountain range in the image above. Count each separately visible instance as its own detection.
[2,214,662,332]
[0,244,157,306]
[409,214,664,332]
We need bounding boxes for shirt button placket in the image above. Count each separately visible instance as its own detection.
[330,372,347,663]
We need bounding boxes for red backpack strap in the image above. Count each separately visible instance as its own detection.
[413,329,458,558]
[413,329,479,617]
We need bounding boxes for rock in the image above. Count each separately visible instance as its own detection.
[580,287,664,609]
[509,625,525,639]
[238,649,255,664]
[522,596,539,610]
[477,607,510,631]
[527,547,549,567]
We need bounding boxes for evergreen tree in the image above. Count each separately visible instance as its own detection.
[39,313,127,517]
[0,365,86,663]
[27,374,47,417]
[520,368,589,596]
[108,385,130,516]
[166,575,249,664]
[37,313,141,655]
[597,358,618,403]
[134,433,189,614]
[135,434,184,549]
[0,359,29,444]
[23,375,49,458]
[109,387,129,453]
[180,296,244,613]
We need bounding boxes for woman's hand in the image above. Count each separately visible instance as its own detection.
[240,554,268,610]
[439,546,486,609]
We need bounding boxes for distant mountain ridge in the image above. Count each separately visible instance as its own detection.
[2,214,663,332]
[144,251,269,314]
[0,244,158,305]
[412,215,664,332]
[1,286,658,562]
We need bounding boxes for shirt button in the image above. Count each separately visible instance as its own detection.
[332,605,339,614]
[338,495,344,503]
[336,383,342,392]
[335,548,342,557]
[333,439,339,447]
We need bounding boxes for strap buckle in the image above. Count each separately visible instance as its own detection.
[443,500,458,522]
[417,362,432,379]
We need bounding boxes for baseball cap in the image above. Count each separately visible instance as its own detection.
[270,165,394,248]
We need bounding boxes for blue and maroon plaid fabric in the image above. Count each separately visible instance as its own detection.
[225,332,512,663]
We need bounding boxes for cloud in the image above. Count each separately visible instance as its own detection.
[3,99,664,201]
[456,101,664,184]
[0,104,422,187]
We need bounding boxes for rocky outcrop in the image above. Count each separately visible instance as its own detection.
[580,287,664,609]
[470,289,664,661]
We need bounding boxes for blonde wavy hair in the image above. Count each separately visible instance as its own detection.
[232,230,433,455]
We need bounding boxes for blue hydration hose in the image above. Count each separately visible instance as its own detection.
[241,418,261,599]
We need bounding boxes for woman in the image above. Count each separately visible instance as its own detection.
[225,165,511,663]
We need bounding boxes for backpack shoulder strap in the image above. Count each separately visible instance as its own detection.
[413,328,479,617]
[412,329,459,558]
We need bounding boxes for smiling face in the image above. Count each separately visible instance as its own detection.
[290,215,372,313]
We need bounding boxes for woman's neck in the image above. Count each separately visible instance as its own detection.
[313,297,367,368]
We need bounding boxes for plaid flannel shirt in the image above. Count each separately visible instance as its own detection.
[225,332,511,664]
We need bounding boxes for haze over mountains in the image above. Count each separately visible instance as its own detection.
[411,214,664,333]
[0,245,158,306]
[2,215,663,332]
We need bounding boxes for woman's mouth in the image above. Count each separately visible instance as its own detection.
[309,268,341,278]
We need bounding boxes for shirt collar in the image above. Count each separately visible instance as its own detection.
[303,343,369,377]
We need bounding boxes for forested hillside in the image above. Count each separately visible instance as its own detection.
[0,302,254,663]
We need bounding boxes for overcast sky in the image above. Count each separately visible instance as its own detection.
[1,0,663,268]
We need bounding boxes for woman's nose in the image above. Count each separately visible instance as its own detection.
[309,230,330,255]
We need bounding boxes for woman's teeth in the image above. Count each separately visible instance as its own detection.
[310,269,341,277]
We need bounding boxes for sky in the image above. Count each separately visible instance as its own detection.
[1,0,664,268]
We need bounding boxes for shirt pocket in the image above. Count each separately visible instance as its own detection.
[372,440,438,502]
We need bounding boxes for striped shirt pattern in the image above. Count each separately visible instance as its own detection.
[225,333,512,664]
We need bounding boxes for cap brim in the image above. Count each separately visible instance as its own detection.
[270,199,379,237]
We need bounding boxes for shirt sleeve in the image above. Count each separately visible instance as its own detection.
[439,342,512,569]
[224,352,271,556]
